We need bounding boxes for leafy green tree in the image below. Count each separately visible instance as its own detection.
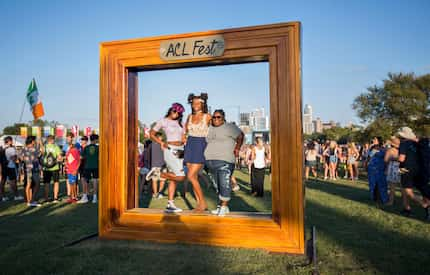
[353,72,430,137]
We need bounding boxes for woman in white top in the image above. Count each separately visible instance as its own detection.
[184,93,211,212]
[305,142,318,179]
[250,137,267,197]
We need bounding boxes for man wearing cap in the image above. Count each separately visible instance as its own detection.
[397,127,430,218]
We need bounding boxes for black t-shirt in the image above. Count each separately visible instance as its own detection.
[399,140,420,171]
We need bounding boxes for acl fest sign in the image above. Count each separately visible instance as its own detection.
[160,35,225,61]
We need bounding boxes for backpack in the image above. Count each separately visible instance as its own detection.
[43,151,57,169]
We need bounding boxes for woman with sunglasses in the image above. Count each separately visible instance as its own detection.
[149,103,186,213]
[184,93,211,212]
[205,110,244,216]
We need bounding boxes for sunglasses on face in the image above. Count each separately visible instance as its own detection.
[213,116,223,119]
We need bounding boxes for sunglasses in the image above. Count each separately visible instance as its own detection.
[213,116,223,119]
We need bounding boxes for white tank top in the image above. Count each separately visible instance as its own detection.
[254,147,266,169]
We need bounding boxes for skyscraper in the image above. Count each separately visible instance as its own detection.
[303,104,313,134]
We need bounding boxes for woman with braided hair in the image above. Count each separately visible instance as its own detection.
[184,93,211,212]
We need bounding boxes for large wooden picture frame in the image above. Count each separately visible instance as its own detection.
[99,22,304,254]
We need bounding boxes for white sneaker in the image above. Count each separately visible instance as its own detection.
[2,197,9,202]
[157,193,164,199]
[232,185,240,192]
[92,195,98,204]
[30,202,41,207]
[165,203,182,213]
[211,205,221,215]
[77,195,89,204]
[14,195,24,201]
[217,206,230,217]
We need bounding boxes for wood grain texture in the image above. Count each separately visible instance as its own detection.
[99,22,304,254]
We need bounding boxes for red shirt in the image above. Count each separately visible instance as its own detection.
[66,147,80,174]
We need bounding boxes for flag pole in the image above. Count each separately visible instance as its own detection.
[19,96,26,123]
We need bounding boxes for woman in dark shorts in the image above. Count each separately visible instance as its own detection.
[184,93,211,212]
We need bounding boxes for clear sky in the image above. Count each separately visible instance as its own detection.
[1,0,429,131]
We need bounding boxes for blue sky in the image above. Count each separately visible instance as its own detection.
[1,0,429,131]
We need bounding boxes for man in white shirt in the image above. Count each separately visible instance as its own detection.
[2,136,23,201]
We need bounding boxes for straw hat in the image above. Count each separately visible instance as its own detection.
[397,127,416,140]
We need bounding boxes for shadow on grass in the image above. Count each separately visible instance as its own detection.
[307,199,430,274]
[306,179,429,222]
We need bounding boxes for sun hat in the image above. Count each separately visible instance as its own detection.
[397,127,416,140]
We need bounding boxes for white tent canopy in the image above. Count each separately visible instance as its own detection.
[0,135,26,148]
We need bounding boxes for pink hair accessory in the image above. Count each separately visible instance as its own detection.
[171,103,185,114]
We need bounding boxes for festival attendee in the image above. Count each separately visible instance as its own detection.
[63,133,81,198]
[0,144,9,201]
[149,103,186,213]
[184,93,211,211]
[204,109,244,216]
[367,136,389,205]
[78,136,88,196]
[304,142,318,179]
[138,140,151,196]
[145,132,167,199]
[20,136,42,206]
[65,138,80,203]
[360,143,370,170]
[384,136,400,205]
[397,127,430,217]
[250,137,267,197]
[42,135,62,202]
[245,145,253,175]
[322,141,331,180]
[347,142,359,181]
[79,134,99,203]
[1,136,24,201]
[324,141,338,180]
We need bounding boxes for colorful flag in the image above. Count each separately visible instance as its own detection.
[26,79,45,120]
[71,125,79,137]
[20,127,28,137]
[85,127,92,137]
[56,125,64,138]
[43,126,51,137]
[50,127,55,136]
[31,126,41,137]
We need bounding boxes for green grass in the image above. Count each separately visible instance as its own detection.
[1,174,429,274]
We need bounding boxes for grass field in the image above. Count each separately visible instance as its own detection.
[1,171,429,275]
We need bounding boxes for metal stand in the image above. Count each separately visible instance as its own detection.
[306,226,319,275]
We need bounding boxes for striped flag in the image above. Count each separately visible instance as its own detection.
[26,79,45,120]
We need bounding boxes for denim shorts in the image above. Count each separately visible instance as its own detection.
[164,145,185,177]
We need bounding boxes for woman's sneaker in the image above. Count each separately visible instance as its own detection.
[77,195,89,204]
[211,205,221,215]
[165,202,182,213]
[217,206,230,217]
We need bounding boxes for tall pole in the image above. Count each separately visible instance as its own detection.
[19,97,26,123]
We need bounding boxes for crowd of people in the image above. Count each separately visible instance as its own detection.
[137,93,272,216]
[304,126,430,220]
[0,133,99,206]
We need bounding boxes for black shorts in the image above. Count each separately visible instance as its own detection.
[24,171,41,188]
[44,170,60,183]
[83,168,99,180]
[6,168,17,181]
[401,170,419,188]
